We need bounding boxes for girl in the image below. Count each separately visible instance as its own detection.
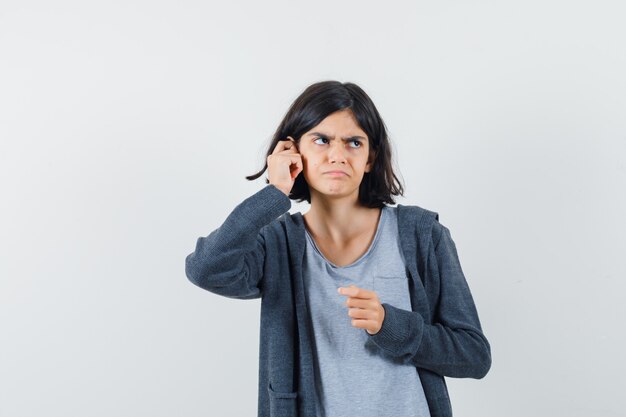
[185,80,491,417]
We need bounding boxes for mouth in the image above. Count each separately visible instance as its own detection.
[324,171,348,176]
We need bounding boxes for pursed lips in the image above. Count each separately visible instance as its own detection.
[324,170,348,176]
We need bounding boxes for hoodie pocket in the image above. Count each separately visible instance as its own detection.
[267,382,298,417]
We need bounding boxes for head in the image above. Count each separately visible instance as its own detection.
[246,80,404,208]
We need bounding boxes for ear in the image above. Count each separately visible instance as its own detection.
[365,149,377,173]
[287,136,299,151]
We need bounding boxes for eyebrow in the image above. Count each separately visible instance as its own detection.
[306,132,368,142]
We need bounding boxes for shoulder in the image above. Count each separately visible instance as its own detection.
[258,209,303,239]
[392,203,449,246]
[396,203,440,228]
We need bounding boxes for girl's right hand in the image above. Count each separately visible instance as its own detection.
[267,136,303,196]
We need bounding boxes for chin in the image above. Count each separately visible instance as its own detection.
[324,186,360,198]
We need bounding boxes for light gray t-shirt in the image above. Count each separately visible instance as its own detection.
[302,205,431,417]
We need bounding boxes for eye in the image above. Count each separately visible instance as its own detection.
[313,137,363,148]
[313,137,329,145]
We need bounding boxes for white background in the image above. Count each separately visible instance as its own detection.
[1,1,625,416]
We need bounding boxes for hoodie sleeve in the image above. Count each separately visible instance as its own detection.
[366,221,492,379]
[184,184,292,300]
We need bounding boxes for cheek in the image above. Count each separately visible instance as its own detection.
[301,158,320,183]
[302,156,319,171]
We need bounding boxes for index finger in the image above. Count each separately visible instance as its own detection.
[271,136,298,155]
[337,285,375,299]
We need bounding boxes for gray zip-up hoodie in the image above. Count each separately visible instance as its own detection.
[185,184,492,417]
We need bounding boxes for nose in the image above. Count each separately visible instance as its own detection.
[327,140,347,164]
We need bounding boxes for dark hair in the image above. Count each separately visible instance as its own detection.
[246,80,404,208]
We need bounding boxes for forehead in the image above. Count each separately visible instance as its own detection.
[305,109,368,140]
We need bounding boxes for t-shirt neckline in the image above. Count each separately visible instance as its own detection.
[304,207,387,269]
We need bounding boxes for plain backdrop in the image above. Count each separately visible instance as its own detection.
[1,1,625,416]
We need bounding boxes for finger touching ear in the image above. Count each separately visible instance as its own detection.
[287,136,299,151]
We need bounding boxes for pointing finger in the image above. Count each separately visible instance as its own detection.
[337,285,374,299]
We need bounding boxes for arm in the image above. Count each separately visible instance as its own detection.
[367,222,492,379]
[184,184,291,300]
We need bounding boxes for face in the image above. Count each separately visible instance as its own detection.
[297,109,374,203]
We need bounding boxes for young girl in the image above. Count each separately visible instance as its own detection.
[185,80,491,417]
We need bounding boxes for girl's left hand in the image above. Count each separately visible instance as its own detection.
[338,285,386,335]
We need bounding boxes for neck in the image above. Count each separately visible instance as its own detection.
[303,189,381,244]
